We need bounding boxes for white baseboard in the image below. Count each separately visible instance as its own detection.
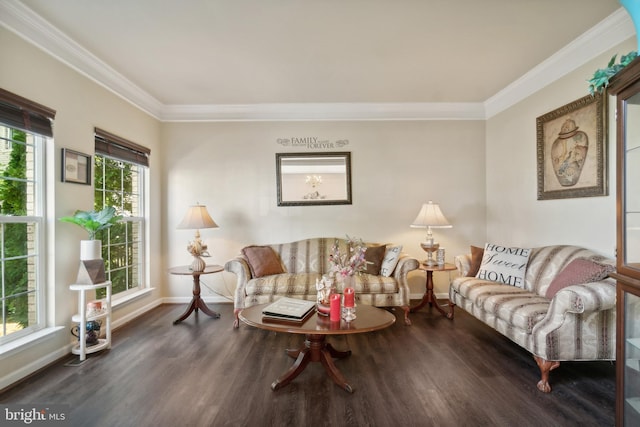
[0,345,70,391]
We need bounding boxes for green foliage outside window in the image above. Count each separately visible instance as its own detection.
[94,155,141,298]
[0,130,30,329]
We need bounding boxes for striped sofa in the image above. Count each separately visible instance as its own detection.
[225,237,419,328]
[450,245,616,393]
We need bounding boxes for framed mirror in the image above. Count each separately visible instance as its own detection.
[276,152,352,206]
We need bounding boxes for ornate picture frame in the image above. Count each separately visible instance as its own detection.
[536,93,607,200]
[61,148,91,185]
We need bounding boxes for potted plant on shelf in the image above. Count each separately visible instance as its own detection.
[60,206,122,261]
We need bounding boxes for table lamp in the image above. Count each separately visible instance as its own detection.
[410,201,452,266]
[177,203,219,272]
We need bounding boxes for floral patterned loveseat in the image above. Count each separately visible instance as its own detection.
[450,244,616,393]
[225,237,419,328]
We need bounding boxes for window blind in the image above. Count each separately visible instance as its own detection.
[0,88,55,137]
[94,127,150,167]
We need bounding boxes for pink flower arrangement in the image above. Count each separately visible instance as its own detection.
[329,236,367,278]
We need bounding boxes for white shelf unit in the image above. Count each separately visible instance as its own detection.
[69,281,112,361]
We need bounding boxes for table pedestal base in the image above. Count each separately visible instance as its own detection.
[173,295,221,324]
[410,269,454,319]
[271,334,353,393]
[173,273,220,324]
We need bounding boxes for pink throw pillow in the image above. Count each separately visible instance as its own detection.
[545,258,614,299]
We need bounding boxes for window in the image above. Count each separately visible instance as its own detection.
[0,89,54,344]
[94,128,149,298]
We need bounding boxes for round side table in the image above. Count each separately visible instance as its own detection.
[410,263,457,319]
[169,264,223,324]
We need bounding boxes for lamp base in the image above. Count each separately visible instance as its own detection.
[190,256,206,272]
[420,241,439,266]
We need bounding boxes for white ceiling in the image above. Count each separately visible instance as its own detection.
[0,0,633,120]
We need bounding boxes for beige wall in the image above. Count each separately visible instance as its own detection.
[161,120,486,300]
[485,38,636,256]
[0,28,163,388]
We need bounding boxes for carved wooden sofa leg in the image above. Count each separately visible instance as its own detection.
[534,355,560,393]
[233,308,241,329]
[401,306,411,325]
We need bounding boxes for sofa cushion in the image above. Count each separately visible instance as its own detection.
[451,277,549,333]
[246,273,320,296]
[467,245,484,277]
[364,244,387,275]
[242,245,285,278]
[476,243,531,288]
[380,244,402,277]
[545,258,615,299]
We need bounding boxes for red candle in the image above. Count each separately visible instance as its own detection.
[344,287,355,308]
[330,293,341,321]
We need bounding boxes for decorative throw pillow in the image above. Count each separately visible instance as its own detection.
[242,245,285,278]
[363,244,387,275]
[476,243,531,288]
[380,245,403,277]
[545,258,615,299]
[467,245,484,277]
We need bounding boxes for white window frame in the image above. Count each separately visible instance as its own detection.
[0,128,46,345]
[94,154,147,300]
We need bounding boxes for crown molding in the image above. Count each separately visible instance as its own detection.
[1,1,634,122]
[484,8,635,118]
[158,102,486,122]
[0,0,164,118]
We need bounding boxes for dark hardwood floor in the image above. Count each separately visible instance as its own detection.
[0,302,615,426]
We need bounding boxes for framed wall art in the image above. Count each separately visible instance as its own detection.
[61,148,91,185]
[536,93,607,200]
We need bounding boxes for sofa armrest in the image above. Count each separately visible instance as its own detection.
[531,278,617,361]
[393,254,420,284]
[548,278,616,315]
[224,257,252,310]
[454,254,472,277]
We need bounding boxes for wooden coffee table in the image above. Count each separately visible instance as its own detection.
[239,303,396,393]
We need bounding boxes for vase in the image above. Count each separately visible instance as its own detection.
[337,274,355,292]
[77,240,106,284]
[621,0,640,51]
[80,240,102,260]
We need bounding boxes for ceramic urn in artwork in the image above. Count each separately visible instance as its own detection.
[550,119,588,187]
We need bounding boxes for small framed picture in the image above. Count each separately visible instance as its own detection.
[61,148,91,185]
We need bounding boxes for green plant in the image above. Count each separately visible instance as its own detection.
[588,51,638,95]
[59,206,122,240]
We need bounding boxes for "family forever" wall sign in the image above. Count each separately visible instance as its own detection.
[276,137,349,150]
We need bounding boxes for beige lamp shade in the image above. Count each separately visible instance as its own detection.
[410,201,452,229]
[177,204,219,230]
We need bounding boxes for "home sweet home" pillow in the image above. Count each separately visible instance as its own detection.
[475,243,531,288]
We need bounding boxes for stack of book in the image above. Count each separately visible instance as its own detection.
[262,297,316,323]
